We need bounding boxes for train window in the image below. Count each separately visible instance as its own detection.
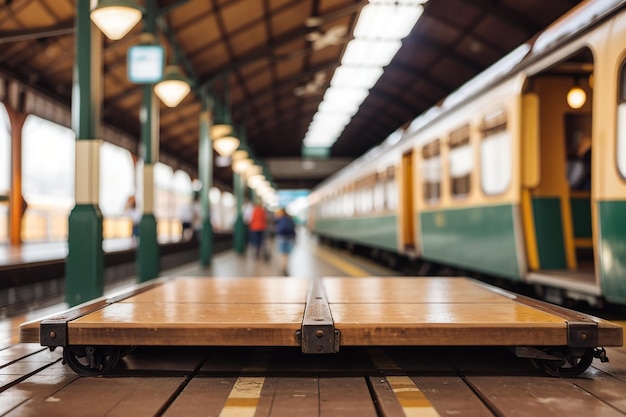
[422,139,441,204]
[618,62,626,178]
[355,189,362,214]
[343,190,355,217]
[449,125,472,198]
[385,166,397,210]
[320,198,328,218]
[374,181,385,211]
[355,176,374,215]
[386,180,398,210]
[480,109,511,195]
[364,185,374,213]
[332,194,340,217]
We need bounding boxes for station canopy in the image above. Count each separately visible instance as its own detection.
[0,0,583,189]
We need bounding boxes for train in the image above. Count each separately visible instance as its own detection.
[307,0,626,307]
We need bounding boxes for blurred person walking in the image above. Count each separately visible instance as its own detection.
[249,201,269,260]
[274,207,296,275]
[125,196,141,241]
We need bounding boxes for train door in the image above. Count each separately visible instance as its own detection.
[399,151,415,252]
[521,48,595,290]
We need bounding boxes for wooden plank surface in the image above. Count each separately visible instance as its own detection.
[68,302,304,346]
[121,277,309,304]
[20,276,623,348]
[325,277,622,347]
[331,302,567,346]
[323,276,513,304]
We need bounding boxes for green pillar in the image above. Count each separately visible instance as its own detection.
[137,87,160,282]
[198,104,213,266]
[66,1,104,306]
[233,172,246,254]
[137,0,160,282]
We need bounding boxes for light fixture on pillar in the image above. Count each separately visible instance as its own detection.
[154,65,191,107]
[213,135,240,157]
[567,76,587,109]
[90,0,144,41]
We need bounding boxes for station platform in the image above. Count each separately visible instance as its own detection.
[0,238,174,267]
[0,235,228,318]
[1,232,626,417]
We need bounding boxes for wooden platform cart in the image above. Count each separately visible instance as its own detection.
[20,276,623,377]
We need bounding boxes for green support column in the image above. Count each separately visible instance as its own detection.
[198,105,213,266]
[136,0,160,282]
[66,1,104,306]
[233,172,246,254]
[137,87,160,282]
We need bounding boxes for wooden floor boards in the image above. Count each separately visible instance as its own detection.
[2,344,626,417]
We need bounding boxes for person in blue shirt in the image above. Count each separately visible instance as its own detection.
[274,208,296,275]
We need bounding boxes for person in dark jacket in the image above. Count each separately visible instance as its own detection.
[274,208,296,275]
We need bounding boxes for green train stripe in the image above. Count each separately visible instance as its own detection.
[314,214,398,252]
[598,201,626,304]
[420,204,522,280]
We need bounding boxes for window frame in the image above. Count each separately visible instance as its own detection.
[479,108,512,196]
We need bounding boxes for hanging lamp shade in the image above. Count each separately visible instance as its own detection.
[211,124,232,140]
[245,164,263,179]
[213,135,240,157]
[154,65,191,107]
[247,174,265,190]
[232,158,253,174]
[90,0,144,40]
[231,150,249,161]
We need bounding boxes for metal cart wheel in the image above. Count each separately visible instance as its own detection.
[62,346,121,376]
[530,347,594,377]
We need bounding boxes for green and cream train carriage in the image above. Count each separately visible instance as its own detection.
[308,0,626,306]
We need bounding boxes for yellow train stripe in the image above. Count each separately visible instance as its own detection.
[521,188,540,270]
[314,246,370,277]
[219,377,265,417]
[368,349,440,417]
[560,196,577,269]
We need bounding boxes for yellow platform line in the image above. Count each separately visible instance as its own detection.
[368,349,440,417]
[387,376,441,417]
[219,376,265,417]
[313,246,370,277]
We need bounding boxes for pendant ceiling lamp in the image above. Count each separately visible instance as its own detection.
[90,0,144,41]
[567,75,587,109]
[154,65,191,107]
[567,86,587,109]
[213,135,240,157]
[211,112,233,140]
